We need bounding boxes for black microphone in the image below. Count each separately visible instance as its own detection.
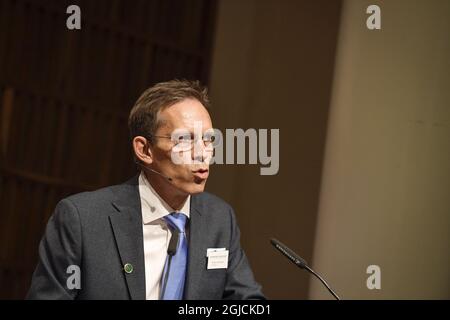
[160,229,179,298]
[167,229,179,256]
[270,238,341,300]
[134,160,173,182]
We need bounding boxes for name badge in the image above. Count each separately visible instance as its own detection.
[206,248,229,269]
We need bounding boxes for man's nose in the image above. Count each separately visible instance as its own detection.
[192,138,205,163]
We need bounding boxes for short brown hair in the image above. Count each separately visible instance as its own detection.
[128,79,210,142]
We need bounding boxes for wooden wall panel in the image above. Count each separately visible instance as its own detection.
[0,0,217,298]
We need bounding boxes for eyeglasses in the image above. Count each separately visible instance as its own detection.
[146,132,216,152]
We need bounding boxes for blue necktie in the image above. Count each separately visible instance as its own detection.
[161,212,188,300]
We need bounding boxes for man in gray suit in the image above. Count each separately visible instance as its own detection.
[27,80,264,300]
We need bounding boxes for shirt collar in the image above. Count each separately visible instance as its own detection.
[138,171,190,225]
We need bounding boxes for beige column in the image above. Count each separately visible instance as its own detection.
[310,0,450,299]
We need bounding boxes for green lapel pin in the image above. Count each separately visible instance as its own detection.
[124,263,133,274]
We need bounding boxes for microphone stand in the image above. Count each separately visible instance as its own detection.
[303,264,340,300]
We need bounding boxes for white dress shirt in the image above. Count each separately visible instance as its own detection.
[138,171,190,300]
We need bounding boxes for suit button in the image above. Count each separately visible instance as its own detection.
[124,263,133,274]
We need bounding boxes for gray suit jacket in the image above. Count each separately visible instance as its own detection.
[27,175,265,300]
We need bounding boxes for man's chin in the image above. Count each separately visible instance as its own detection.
[182,180,207,195]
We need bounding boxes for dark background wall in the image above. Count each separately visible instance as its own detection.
[0,0,217,299]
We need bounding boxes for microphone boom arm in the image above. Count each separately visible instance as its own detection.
[304,264,340,300]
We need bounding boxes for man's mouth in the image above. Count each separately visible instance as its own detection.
[192,168,209,180]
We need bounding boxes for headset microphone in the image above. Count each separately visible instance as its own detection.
[134,160,173,182]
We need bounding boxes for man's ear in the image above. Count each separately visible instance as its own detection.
[132,136,153,165]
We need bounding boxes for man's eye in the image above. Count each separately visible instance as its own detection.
[176,134,192,141]
[204,135,215,142]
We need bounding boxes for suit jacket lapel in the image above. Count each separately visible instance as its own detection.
[109,175,146,300]
[184,194,208,300]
